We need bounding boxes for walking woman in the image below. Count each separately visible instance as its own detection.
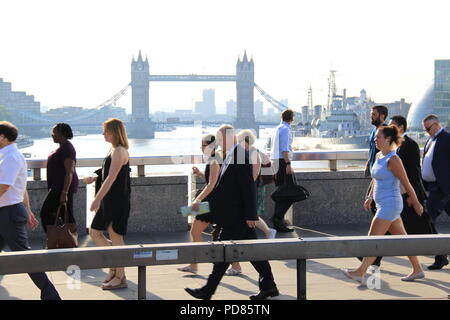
[85,118,131,290]
[342,125,425,283]
[178,133,221,274]
[40,123,78,234]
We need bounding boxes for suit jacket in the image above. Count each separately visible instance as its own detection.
[209,145,258,228]
[396,135,426,204]
[423,129,450,194]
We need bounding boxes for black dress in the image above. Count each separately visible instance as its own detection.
[195,160,219,223]
[91,154,131,236]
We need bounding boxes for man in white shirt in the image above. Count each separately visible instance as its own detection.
[0,121,61,300]
[421,115,450,270]
[270,110,295,232]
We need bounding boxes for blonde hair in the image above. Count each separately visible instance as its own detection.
[103,118,129,149]
[237,129,256,146]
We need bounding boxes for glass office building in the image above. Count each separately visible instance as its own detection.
[408,60,450,128]
[434,60,450,125]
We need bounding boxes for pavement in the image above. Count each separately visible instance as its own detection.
[0,223,449,300]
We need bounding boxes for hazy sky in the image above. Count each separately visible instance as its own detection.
[1,0,448,113]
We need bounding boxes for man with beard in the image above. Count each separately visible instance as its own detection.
[365,105,389,177]
[360,105,389,268]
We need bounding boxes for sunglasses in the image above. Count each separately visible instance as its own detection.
[425,122,436,132]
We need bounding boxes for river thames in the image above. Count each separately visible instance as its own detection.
[21,125,365,177]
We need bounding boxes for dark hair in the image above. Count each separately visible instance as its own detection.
[54,123,74,139]
[379,125,404,146]
[0,121,18,142]
[202,133,216,158]
[372,105,388,120]
[282,109,294,122]
[390,115,407,132]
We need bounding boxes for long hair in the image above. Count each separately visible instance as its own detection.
[103,118,129,149]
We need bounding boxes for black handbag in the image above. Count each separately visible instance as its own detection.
[271,175,311,202]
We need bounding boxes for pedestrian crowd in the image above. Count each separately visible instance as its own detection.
[0,106,448,300]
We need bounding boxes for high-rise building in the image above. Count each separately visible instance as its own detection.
[0,78,41,124]
[254,100,263,118]
[226,99,237,117]
[302,106,309,124]
[195,89,216,116]
[434,60,450,125]
[202,89,216,116]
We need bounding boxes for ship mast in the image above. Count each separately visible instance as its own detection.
[326,70,337,112]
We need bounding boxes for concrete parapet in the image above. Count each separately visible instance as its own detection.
[25,170,449,239]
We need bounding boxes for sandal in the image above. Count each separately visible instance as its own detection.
[101,275,128,290]
[102,268,116,284]
[177,265,198,274]
[225,268,242,276]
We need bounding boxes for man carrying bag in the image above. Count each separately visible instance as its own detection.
[270,109,297,232]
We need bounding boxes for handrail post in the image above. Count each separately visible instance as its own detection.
[138,266,147,300]
[329,160,338,171]
[297,259,307,300]
[33,168,41,181]
[137,165,145,177]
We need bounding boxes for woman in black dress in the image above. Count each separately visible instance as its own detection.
[177,134,221,274]
[85,118,131,290]
[40,123,78,234]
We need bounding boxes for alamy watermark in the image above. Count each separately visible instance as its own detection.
[66,265,81,290]
[366,266,381,290]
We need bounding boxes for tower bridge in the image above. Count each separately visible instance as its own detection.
[9,51,291,138]
[129,50,258,138]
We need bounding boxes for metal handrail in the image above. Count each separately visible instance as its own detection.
[26,150,371,180]
[0,234,448,300]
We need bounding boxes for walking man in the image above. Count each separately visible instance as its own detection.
[421,114,450,270]
[185,125,279,300]
[270,109,295,232]
[0,121,61,300]
[389,115,434,234]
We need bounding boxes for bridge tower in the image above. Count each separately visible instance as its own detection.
[129,50,155,138]
[235,51,259,136]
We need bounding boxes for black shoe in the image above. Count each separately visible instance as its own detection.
[356,257,381,267]
[274,225,295,232]
[184,288,211,300]
[250,287,279,300]
[427,258,449,270]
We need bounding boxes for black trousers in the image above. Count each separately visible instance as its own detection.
[272,159,295,222]
[202,223,277,296]
[425,182,450,263]
[0,203,60,300]
[400,194,434,235]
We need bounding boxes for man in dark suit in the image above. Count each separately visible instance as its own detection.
[421,114,450,270]
[389,116,433,234]
[185,125,279,300]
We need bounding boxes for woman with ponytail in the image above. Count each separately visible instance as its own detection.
[342,125,425,283]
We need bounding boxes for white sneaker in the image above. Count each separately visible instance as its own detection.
[267,228,277,239]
